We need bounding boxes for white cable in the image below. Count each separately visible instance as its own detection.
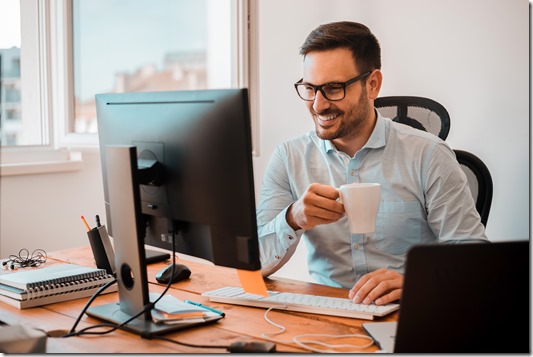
[260,305,375,353]
[261,306,293,343]
[293,333,374,353]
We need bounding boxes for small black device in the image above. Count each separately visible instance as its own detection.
[155,264,191,284]
[227,341,276,353]
[144,249,170,265]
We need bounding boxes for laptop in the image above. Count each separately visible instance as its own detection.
[363,241,530,353]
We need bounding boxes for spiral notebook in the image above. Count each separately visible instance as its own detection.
[0,263,117,309]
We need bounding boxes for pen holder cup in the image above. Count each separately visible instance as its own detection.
[87,225,115,275]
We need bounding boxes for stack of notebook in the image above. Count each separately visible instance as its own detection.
[0,263,117,309]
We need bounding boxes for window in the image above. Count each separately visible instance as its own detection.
[0,0,252,172]
[71,0,239,136]
[0,0,46,147]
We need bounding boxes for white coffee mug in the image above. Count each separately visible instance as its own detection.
[337,183,381,234]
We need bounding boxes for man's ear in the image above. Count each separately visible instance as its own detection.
[367,69,383,100]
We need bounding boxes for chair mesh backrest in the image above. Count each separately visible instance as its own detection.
[375,96,451,140]
[454,150,493,227]
[458,163,479,203]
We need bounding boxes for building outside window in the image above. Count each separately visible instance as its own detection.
[0,47,22,146]
[0,1,28,146]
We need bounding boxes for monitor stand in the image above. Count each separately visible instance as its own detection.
[86,299,221,336]
[86,146,221,336]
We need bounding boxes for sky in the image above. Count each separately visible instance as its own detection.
[0,0,21,48]
[74,0,208,101]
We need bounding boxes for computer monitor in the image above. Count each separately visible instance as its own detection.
[96,88,260,271]
[86,88,261,335]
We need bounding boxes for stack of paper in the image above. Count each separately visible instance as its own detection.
[150,293,222,325]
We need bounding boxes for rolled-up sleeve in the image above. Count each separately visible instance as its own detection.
[256,145,303,276]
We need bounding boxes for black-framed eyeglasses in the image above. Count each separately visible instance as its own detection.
[294,71,372,101]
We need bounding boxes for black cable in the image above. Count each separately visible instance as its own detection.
[66,277,118,335]
[65,229,177,337]
[3,248,47,269]
[66,289,157,337]
[145,334,228,349]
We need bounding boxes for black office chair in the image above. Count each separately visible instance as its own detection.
[454,149,493,227]
[375,96,451,141]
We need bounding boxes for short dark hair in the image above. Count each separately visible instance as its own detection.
[299,21,381,74]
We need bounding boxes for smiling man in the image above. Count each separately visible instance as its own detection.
[256,21,487,306]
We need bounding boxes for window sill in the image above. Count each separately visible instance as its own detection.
[0,149,83,176]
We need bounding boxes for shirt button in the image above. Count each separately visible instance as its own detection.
[354,244,361,250]
[350,170,355,176]
[275,255,280,260]
[288,235,294,240]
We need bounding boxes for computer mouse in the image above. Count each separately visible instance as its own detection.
[155,263,191,284]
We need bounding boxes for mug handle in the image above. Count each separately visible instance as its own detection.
[335,188,343,204]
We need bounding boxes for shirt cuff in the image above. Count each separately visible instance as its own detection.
[275,206,303,250]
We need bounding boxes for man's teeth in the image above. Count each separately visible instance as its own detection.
[318,114,339,121]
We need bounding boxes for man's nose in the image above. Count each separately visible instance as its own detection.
[312,90,331,113]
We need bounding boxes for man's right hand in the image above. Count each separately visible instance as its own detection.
[286,183,345,230]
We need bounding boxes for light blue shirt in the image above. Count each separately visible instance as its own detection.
[257,113,487,289]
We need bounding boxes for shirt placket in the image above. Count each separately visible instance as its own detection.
[344,151,370,281]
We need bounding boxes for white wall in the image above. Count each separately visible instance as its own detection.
[0,0,529,283]
[0,151,106,257]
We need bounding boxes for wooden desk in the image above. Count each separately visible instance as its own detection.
[0,246,398,353]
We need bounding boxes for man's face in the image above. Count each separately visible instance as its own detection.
[302,48,373,142]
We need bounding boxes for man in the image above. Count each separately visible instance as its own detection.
[256,21,487,306]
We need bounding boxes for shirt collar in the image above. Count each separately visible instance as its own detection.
[322,109,387,154]
[365,110,387,149]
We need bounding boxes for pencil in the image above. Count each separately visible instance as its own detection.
[81,215,91,232]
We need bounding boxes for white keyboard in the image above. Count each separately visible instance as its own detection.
[202,286,399,320]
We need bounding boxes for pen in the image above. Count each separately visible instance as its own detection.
[95,215,101,227]
[184,300,225,317]
[80,215,92,232]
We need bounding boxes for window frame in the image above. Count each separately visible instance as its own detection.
[0,0,256,176]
